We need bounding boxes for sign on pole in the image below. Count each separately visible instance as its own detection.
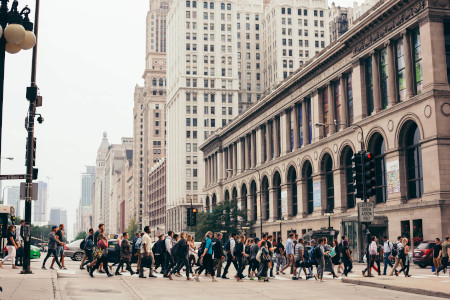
[358,202,374,222]
[20,183,38,200]
[0,174,27,180]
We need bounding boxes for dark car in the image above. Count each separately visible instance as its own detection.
[106,239,120,264]
[413,241,435,268]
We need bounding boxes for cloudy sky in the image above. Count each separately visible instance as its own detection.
[1,0,362,239]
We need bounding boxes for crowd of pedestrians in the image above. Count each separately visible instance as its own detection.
[34,223,449,283]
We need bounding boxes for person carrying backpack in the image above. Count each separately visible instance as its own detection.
[221,233,238,279]
[389,236,404,276]
[313,238,325,282]
[80,229,94,270]
[168,232,192,280]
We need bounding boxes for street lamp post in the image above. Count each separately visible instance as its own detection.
[0,0,36,173]
[276,217,284,241]
[226,168,262,238]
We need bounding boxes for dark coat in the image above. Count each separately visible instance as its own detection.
[121,239,132,261]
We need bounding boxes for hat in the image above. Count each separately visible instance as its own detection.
[254,237,260,242]
[310,239,316,244]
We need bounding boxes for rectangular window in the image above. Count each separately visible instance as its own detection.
[412,28,423,94]
[347,74,354,124]
[322,88,329,137]
[396,38,406,101]
[380,48,389,109]
[366,57,374,116]
[307,98,312,144]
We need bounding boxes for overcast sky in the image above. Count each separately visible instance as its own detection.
[1,0,362,240]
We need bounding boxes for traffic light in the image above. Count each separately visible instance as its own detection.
[352,151,364,199]
[364,152,376,197]
[191,208,197,226]
[186,208,192,226]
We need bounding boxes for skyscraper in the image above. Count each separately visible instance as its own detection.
[6,187,21,219]
[33,182,48,225]
[133,0,171,229]
[92,132,109,227]
[81,166,95,206]
[49,208,61,226]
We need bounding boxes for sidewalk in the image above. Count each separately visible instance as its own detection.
[342,273,450,298]
[0,261,61,300]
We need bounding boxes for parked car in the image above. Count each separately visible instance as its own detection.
[64,239,84,261]
[30,245,41,259]
[106,239,120,264]
[413,241,435,268]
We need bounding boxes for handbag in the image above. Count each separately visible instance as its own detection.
[261,251,271,262]
[93,246,104,259]
[330,247,336,258]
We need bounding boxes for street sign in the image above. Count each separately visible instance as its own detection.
[358,202,374,222]
[20,183,38,200]
[0,174,27,180]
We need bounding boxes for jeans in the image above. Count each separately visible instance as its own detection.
[116,259,132,274]
[317,257,325,279]
[214,257,223,277]
[171,255,190,277]
[275,253,285,272]
[236,256,245,279]
[43,249,60,267]
[163,252,174,276]
[342,257,352,276]
[437,257,448,273]
[222,252,238,277]
[383,252,393,275]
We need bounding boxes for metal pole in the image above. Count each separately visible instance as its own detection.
[0,0,9,174]
[22,0,40,275]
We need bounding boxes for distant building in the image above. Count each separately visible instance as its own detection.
[148,158,166,236]
[49,208,61,226]
[33,182,48,225]
[92,132,109,227]
[6,187,21,219]
[81,166,95,206]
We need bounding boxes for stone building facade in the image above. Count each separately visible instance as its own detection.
[200,0,450,260]
[148,158,166,237]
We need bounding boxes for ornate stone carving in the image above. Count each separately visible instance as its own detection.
[352,1,426,54]
[429,0,450,8]
[388,120,394,132]
[441,103,450,116]
[424,105,432,119]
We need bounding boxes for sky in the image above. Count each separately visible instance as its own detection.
[1,0,363,240]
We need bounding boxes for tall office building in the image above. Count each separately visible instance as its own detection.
[262,0,330,92]
[49,208,61,226]
[81,166,95,206]
[6,187,21,219]
[166,0,267,232]
[92,132,109,227]
[32,181,48,225]
[133,0,171,229]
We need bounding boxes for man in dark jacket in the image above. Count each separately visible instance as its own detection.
[213,232,225,277]
[168,232,192,280]
[152,235,165,273]
[115,232,135,276]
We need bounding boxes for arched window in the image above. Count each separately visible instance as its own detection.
[287,166,297,216]
[152,78,157,86]
[322,154,334,212]
[212,194,217,208]
[405,123,423,199]
[341,147,355,209]
[251,181,257,221]
[232,187,238,201]
[205,196,210,212]
[224,190,230,202]
[159,78,164,86]
[273,172,282,219]
[262,176,269,220]
[369,133,387,203]
[303,161,313,214]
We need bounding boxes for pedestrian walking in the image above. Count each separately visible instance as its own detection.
[195,231,217,282]
[313,238,325,282]
[163,231,175,278]
[42,226,65,270]
[389,236,404,276]
[362,236,378,277]
[152,235,165,272]
[323,238,338,279]
[1,225,19,269]
[81,229,94,270]
[395,238,411,277]
[168,232,192,280]
[382,236,394,275]
[437,235,449,276]
[89,233,113,277]
[139,226,156,278]
[51,224,66,269]
[133,232,142,272]
[15,220,25,267]
[213,232,224,277]
[222,232,238,279]
[280,233,295,274]
[341,240,353,276]
[234,235,247,281]
[115,232,135,276]
[258,241,270,282]
[433,238,442,273]
[267,235,275,277]
[293,238,307,280]
[331,240,342,274]
[274,237,285,275]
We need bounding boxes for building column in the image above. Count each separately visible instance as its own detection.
[371,50,382,112]
[333,167,344,213]
[233,142,238,175]
[292,106,300,149]
[213,153,217,183]
[297,179,306,218]
[210,156,214,185]
[267,120,273,161]
[312,89,323,142]
[419,16,448,91]
[285,182,293,219]
[245,135,251,170]
[251,131,257,168]
[257,126,264,166]
[351,59,367,121]
[273,117,280,158]
[402,30,415,100]
[328,84,336,134]
[269,188,277,222]
[205,158,209,186]
[237,139,244,174]
[302,100,310,146]
[280,110,289,155]
[218,150,224,182]
[227,147,232,178]
[339,75,348,129]
[386,40,398,107]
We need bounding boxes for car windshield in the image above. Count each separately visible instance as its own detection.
[416,243,432,250]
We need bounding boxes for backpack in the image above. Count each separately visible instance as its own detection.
[171,242,180,256]
[313,246,322,260]
[391,242,398,257]
[256,249,262,262]
[135,237,142,250]
[80,239,86,250]
[224,239,231,252]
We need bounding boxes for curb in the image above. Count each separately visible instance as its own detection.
[342,278,450,299]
